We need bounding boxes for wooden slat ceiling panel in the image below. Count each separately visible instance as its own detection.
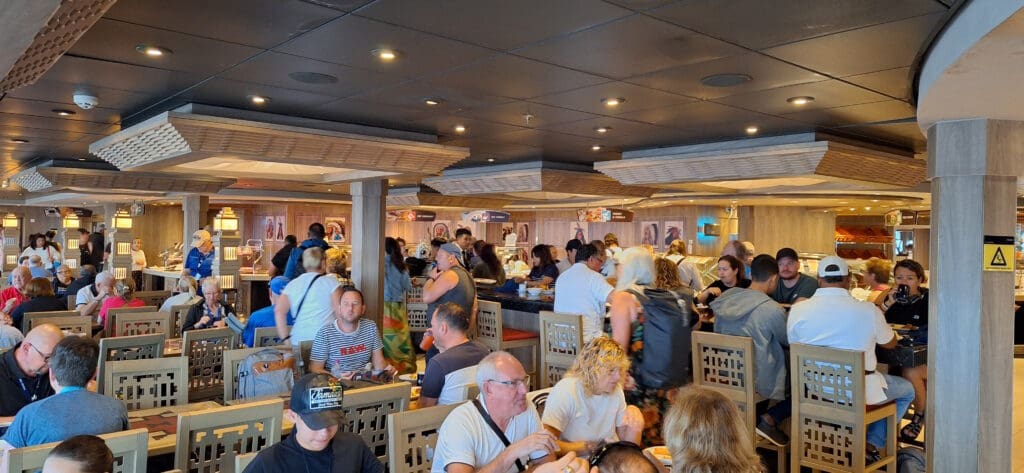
[423,168,656,198]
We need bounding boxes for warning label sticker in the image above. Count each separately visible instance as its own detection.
[983,235,1015,272]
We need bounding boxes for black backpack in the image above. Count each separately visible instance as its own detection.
[628,287,695,389]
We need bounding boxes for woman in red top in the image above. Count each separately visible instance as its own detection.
[98,277,145,328]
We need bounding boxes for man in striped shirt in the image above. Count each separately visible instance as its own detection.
[309,287,393,378]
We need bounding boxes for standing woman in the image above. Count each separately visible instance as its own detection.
[21,234,58,272]
[879,258,929,442]
[130,238,147,291]
[663,239,704,292]
[382,237,417,374]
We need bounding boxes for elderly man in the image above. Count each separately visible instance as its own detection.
[422,242,477,362]
[419,303,490,408]
[554,244,615,343]
[26,256,52,280]
[76,271,114,319]
[0,324,64,423]
[0,267,31,325]
[1,336,128,449]
[432,351,557,473]
[183,229,216,280]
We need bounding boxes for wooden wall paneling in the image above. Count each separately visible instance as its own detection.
[740,206,836,257]
[133,205,184,267]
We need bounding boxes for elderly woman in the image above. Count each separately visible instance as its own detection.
[159,275,201,312]
[864,257,893,305]
[98,277,145,328]
[664,386,764,473]
[542,337,644,455]
[11,277,66,330]
[182,277,237,333]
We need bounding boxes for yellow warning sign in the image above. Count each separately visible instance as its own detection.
[984,235,1015,272]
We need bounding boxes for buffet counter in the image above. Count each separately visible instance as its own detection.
[475,286,553,335]
[142,267,271,315]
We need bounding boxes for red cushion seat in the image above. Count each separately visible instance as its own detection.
[502,328,539,341]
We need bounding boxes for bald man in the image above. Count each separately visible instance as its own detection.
[0,267,31,326]
[0,324,64,423]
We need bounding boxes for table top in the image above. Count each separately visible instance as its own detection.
[142,268,182,278]
[477,288,554,313]
[130,400,294,456]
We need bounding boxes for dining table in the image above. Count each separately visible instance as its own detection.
[129,400,294,456]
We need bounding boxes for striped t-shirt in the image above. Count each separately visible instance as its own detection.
[310,318,383,374]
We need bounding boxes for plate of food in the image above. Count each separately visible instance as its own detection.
[644,446,672,466]
[398,373,419,384]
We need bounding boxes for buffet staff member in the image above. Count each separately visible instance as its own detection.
[183,230,215,280]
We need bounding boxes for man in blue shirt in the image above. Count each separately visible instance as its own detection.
[241,276,293,347]
[283,223,329,280]
[183,229,216,280]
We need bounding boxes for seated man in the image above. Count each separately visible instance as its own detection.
[419,302,490,407]
[63,265,96,302]
[0,267,31,326]
[42,435,115,473]
[243,373,382,473]
[771,248,818,306]
[710,254,789,446]
[242,276,292,347]
[76,271,113,320]
[309,288,392,378]
[0,324,64,423]
[787,256,915,463]
[1,336,128,448]
[26,256,52,280]
[432,351,557,473]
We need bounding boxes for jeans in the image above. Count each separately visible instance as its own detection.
[866,373,915,449]
[756,398,792,426]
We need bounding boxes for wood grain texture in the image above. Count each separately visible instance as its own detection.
[737,206,837,256]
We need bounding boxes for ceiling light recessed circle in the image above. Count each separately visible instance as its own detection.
[700,73,752,88]
[135,44,171,57]
[288,71,338,84]
[487,158,495,162]
[591,145,602,151]
[601,97,625,107]
[52,109,76,116]
[371,48,400,61]
[424,98,445,106]
[248,95,270,105]
[594,126,611,133]
[787,96,815,106]
[453,124,466,133]
[745,126,758,135]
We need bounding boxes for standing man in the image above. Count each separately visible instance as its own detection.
[419,303,490,408]
[76,229,105,272]
[454,228,474,269]
[284,223,329,280]
[553,244,615,343]
[771,248,818,306]
[0,324,63,423]
[422,243,477,362]
[556,240,582,275]
[183,230,216,280]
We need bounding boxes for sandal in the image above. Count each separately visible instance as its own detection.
[900,412,924,442]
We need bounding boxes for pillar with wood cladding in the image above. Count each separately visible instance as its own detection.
[927,119,1021,473]
[351,180,386,326]
[181,194,209,246]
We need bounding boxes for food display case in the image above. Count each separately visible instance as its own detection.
[237,239,264,274]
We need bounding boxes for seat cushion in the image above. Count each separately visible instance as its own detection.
[502,328,539,341]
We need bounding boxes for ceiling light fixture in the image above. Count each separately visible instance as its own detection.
[52,109,76,116]
[601,97,625,107]
[288,71,338,84]
[787,96,815,106]
[371,48,399,61]
[487,158,495,162]
[594,126,611,134]
[424,98,444,106]
[248,95,269,105]
[700,73,753,88]
[745,126,758,135]
[77,158,86,161]
[9,138,28,144]
[591,145,602,151]
[453,125,466,133]
[135,44,171,57]
[1,179,8,189]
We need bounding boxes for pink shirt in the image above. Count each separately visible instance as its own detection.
[98,297,145,326]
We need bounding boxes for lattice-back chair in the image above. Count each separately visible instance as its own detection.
[23,309,78,332]
[253,326,290,347]
[169,304,193,338]
[387,402,462,473]
[135,290,172,308]
[476,300,538,389]
[406,277,429,333]
[104,357,188,411]
[30,315,93,336]
[343,381,412,469]
[538,311,583,388]
[97,333,166,393]
[174,398,284,473]
[299,339,313,374]
[182,327,238,402]
[6,428,149,473]
[527,388,552,417]
[104,305,158,337]
[790,343,898,473]
[116,311,175,337]
[66,295,76,311]
[691,331,786,472]
[235,452,257,473]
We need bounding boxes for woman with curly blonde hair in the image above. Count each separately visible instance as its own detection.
[664,386,763,473]
[542,337,644,456]
[653,257,688,292]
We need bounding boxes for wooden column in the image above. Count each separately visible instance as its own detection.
[181,194,209,245]
[927,119,1023,473]
[351,180,386,326]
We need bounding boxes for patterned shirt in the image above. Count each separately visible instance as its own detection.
[310,319,383,374]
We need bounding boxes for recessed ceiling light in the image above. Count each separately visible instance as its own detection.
[288,71,338,84]
[688,199,695,203]
[591,145,602,151]
[453,125,466,133]
[864,206,871,211]
[53,109,75,116]
[871,199,879,202]
[700,73,753,88]
[745,126,758,134]
[786,96,815,106]
[601,97,625,107]
[248,95,270,105]
[327,188,333,192]
[9,138,28,144]
[487,158,495,162]
[594,126,611,134]
[135,44,171,57]
[849,207,856,211]
[424,98,444,106]
[371,49,399,61]
[77,158,86,161]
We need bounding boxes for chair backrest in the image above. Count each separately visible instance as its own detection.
[169,304,193,338]
[65,294,76,310]
[538,311,583,388]
[135,290,172,308]
[691,331,757,440]
[343,381,412,467]
[475,300,503,351]
[182,327,238,401]
[174,398,284,473]
[387,402,462,473]
[527,388,552,417]
[104,356,188,410]
[406,277,429,332]
[299,339,313,373]
[116,311,175,337]
[6,428,149,473]
[235,452,257,473]
[97,333,167,393]
[30,315,92,336]
[222,346,270,402]
[105,305,158,336]
[253,326,289,347]
[23,310,78,332]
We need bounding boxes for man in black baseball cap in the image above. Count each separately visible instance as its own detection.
[771,247,818,306]
[243,373,382,473]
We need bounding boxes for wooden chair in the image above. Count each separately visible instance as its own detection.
[115,311,175,337]
[527,388,552,417]
[6,428,149,473]
[97,333,166,393]
[104,305,158,336]
[343,381,412,468]
[169,303,194,338]
[476,300,538,389]
[135,290,172,308]
[65,295,76,311]
[299,339,313,373]
[30,315,92,336]
[103,357,188,411]
[235,452,257,473]
[22,309,78,332]
[387,402,462,473]
[253,326,289,347]
[406,278,430,333]
[182,327,238,401]
[174,398,284,473]
[538,311,583,388]
[790,343,898,473]
[691,331,787,473]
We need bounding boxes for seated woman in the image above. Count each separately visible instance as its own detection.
[863,257,893,305]
[42,435,113,473]
[159,275,201,313]
[664,386,763,473]
[542,337,644,455]
[97,277,145,329]
[51,265,74,299]
[11,277,66,330]
[309,287,393,378]
[879,258,929,442]
[515,244,559,287]
[182,277,236,333]
[697,255,750,305]
[471,243,507,285]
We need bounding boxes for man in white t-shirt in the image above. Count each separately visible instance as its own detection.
[76,271,114,319]
[787,255,915,461]
[275,247,341,346]
[554,244,615,342]
[432,351,556,473]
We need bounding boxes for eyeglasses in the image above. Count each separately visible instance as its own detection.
[589,441,645,468]
[28,343,52,363]
[487,375,530,389]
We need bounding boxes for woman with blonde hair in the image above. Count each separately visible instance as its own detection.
[863,257,893,305]
[159,275,201,312]
[542,337,644,455]
[664,386,763,473]
[664,239,703,291]
[653,257,688,293]
[325,246,349,281]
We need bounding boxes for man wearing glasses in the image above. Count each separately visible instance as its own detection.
[0,324,63,425]
[432,351,556,473]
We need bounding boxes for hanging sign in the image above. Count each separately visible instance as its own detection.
[983,235,1014,272]
[461,210,511,222]
[576,208,634,222]
[387,210,436,222]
